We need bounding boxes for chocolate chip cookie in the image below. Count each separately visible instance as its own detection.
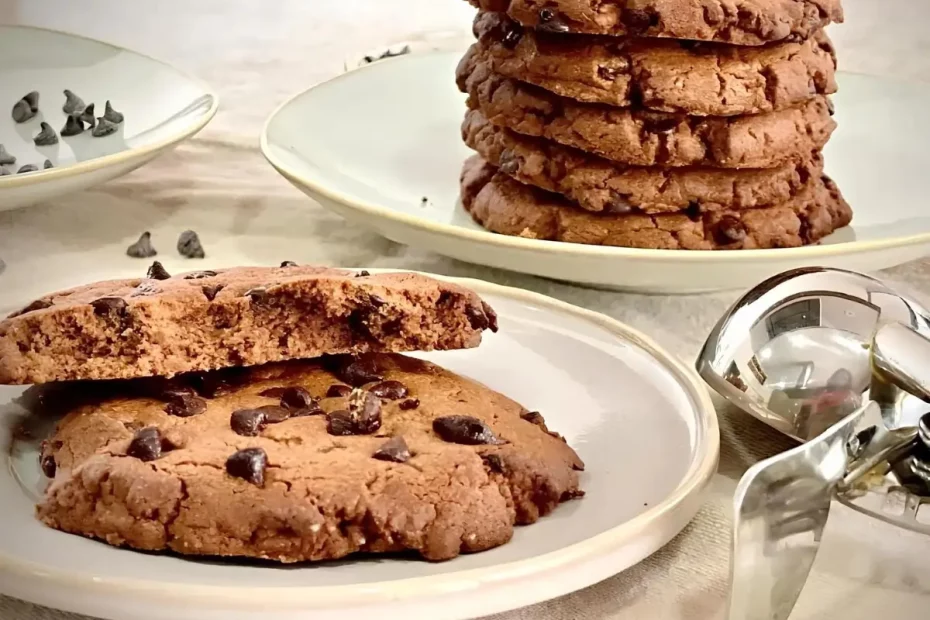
[473,12,837,115]
[467,0,843,46]
[457,47,836,168]
[38,353,584,562]
[463,109,824,214]
[0,265,498,384]
[461,156,851,249]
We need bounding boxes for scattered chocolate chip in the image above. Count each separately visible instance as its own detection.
[10,299,53,317]
[355,270,370,277]
[482,301,499,332]
[126,231,157,260]
[338,357,383,387]
[643,117,680,134]
[605,191,634,214]
[79,103,96,128]
[279,386,315,410]
[34,122,59,146]
[11,99,36,123]
[245,287,269,305]
[0,144,15,166]
[327,410,356,436]
[290,403,324,417]
[230,408,267,436]
[465,304,490,331]
[398,398,420,410]
[147,260,171,280]
[348,388,382,434]
[90,297,127,316]
[280,260,298,267]
[158,383,196,402]
[537,8,570,33]
[372,436,411,463]
[225,447,267,486]
[482,453,507,474]
[713,215,747,244]
[497,149,520,176]
[164,393,207,417]
[104,100,124,124]
[17,164,38,174]
[183,270,217,279]
[259,387,288,399]
[131,281,160,297]
[622,8,658,34]
[521,411,546,426]
[326,384,352,398]
[92,117,117,138]
[421,196,428,206]
[127,427,167,462]
[433,415,502,445]
[501,21,524,48]
[368,380,408,400]
[43,159,53,169]
[40,454,57,478]
[23,91,39,112]
[191,373,235,398]
[61,115,84,137]
[177,230,205,259]
[368,293,387,308]
[62,89,85,115]
[201,284,224,301]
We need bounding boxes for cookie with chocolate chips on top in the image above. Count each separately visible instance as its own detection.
[38,353,583,562]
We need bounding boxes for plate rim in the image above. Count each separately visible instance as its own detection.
[0,272,719,611]
[260,51,930,265]
[0,24,219,190]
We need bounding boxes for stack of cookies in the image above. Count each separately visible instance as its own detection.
[0,263,583,562]
[457,0,851,250]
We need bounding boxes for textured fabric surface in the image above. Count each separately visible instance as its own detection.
[1,0,930,618]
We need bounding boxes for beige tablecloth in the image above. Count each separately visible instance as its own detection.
[2,1,930,618]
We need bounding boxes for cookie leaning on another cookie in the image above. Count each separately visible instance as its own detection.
[473,12,838,115]
[463,109,825,214]
[461,156,851,250]
[38,353,584,562]
[0,265,498,384]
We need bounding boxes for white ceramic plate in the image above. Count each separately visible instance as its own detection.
[0,26,218,211]
[0,275,718,620]
[262,51,930,293]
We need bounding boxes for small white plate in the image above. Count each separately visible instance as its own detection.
[0,26,218,211]
[0,275,718,620]
[262,51,930,293]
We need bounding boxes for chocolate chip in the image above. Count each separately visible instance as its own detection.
[191,373,235,398]
[103,100,124,124]
[368,293,387,308]
[537,8,570,33]
[225,447,267,486]
[432,416,502,445]
[61,115,84,137]
[465,304,490,331]
[827,98,835,116]
[177,230,205,259]
[498,149,520,176]
[40,454,57,478]
[127,427,166,462]
[183,270,217,279]
[279,386,316,410]
[164,393,207,417]
[43,159,53,169]
[10,299,53,317]
[259,387,288,399]
[355,270,370,277]
[280,260,298,267]
[622,8,658,34]
[230,408,267,436]
[34,122,59,146]
[605,191,634,214]
[256,405,290,424]
[369,380,408,400]
[399,398,420,410]
[90,297,127,316]
[201,284,224,301]
[17,164,38,174]
[245,287,270,306]
[0,144,15,166]
[713,215,747,244]
[290,403,324,417]
[521,411,546,426]
[125,232,157,259]
[501,22,524,48]
[643,117,680,134]
[348,388,382,434]
[482,453,507,474]
[79,103,96,128]
[62,89,85,115]
[338,357,383,386]
[326,384,352,398]
[131,281,160,297]
[372,436,411,463]
[11,99,34,123]
[147,260,171,280]
[327,410,356,436]
[92,117,118,138]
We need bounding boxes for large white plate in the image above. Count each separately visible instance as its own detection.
[0,26,218,211]
[261,51,930,293]
[0,275,718,620]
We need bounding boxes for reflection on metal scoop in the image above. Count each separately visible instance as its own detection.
[697,267,930,441]
[726,320,930,620]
